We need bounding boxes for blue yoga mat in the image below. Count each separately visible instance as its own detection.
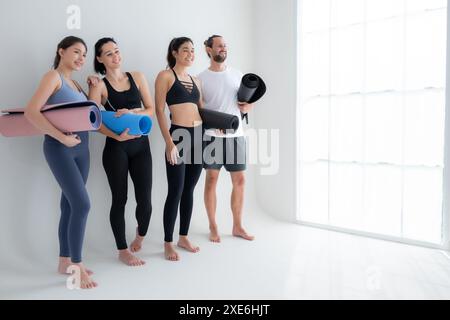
[101,111,152,136]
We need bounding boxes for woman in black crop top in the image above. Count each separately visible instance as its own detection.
[88,38,154,267]
[155,37,204,261]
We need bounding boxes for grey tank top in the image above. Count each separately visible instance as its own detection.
[44,73,89,143]
[47,73,87,105]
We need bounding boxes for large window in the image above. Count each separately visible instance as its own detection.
[297,0,448,245]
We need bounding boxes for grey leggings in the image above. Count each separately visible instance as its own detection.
[43,132,90,263]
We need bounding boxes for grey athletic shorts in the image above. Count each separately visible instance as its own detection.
[203,135,247,172]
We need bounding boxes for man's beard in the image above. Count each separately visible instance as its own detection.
[213,52,227,63]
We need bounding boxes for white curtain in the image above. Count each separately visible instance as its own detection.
[298,0,447,244]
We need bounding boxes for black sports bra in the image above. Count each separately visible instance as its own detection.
[103,72,141,111]
[166,69,200,106]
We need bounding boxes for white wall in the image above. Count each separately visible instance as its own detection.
[0,0,257,265]
[253,0,297,222]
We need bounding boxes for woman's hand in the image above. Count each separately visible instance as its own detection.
[116,128,141,142]
[59,134,81,147]
[87,75,100,87]
[166,141,179,165]
[114,108,132,117]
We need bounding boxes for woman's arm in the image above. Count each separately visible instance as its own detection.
[24,70,80,147]
[87,76,105,106]
[131,71,154,117]
[193,76,203,109]
[155,71,173,145]
[88,79,137,141]
[155,71,178,165]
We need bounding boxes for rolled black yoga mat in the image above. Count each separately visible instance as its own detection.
[238,73,266,104]
[237,73,266,124]
[199,108,240,131]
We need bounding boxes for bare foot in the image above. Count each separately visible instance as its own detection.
[164,242,180,261]
[58,257,93,275]
[130,228,145,253]
[118,249,146,266]
[177,236,200,253]
[67,263,98,289]
[209,226,221,243]
[232,227,255,241]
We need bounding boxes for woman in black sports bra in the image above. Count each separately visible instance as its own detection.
[155,37,204,261]
[88,38,154,267]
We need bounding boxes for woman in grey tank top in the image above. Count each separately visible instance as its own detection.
[25,36,97,289]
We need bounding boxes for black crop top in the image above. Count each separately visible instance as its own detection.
[103,72,142,111]
[166,69,200,106]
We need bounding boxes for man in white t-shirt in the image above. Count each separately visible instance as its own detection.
[198,35,254,242]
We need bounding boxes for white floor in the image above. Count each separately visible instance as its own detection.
[2,208,450,300]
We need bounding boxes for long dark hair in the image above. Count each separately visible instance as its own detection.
[94,37,117,75]
[53,36,87,69]
[166,37,193,69]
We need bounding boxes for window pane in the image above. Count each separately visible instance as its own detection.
[330,26,364,94]
[366,19,403,91]
[366,0,404,21]
[329,163,364,229]
[300,33,330,97]
[329,96,364,162]
[299,98,329,162]
[364,94,403,164]
[301,0,330,33]
[330,0,364,27]
[363,165,403,236]
[405,9,447,90]
[403,168,443,243]
[298,162,329,223]
[404,91,445,166]
[406,0,447,13]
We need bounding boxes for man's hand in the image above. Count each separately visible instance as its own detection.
[238,102,254,114]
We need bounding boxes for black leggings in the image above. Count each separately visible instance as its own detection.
[103,136,152,250]
[163,124,203,242]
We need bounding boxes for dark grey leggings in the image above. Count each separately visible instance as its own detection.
[43,133,90,264]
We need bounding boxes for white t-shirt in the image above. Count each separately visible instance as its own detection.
[198,66,244,138]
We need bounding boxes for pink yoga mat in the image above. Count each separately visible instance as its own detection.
[0,101,101,137]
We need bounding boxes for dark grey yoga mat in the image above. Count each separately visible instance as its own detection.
[199,108,240,131]
[237,73,266,124]
[238,73,266,104]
